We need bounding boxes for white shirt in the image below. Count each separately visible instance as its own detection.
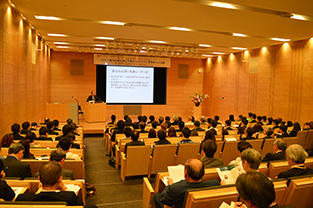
[66,152,81,161]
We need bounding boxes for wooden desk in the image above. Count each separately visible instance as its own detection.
[85,103,107,122]
[46,104,69,122]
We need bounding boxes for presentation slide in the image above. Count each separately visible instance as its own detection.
[106,66,154,103]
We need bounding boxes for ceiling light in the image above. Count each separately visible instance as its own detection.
[94,48,102,50]
[291,14,305,20]
[149,40,165,44]
[213,52,224,55]
[272,38,291,42]
[199,44,211,47]
[232,47,247,50]
[97,37,114,40]
[56,46,69,48]
[210,2,235,9]
[233,33,246,37]
[96,44,106,47]
[47,33,66,37]
[202,54,212,57]
[170,27,190,31]
[54,42,67,44]
[102,21,125,26]
[35,15,60,20]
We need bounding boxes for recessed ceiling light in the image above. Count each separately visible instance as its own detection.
[102,21,125,26]
[272,38,291,42]
[35,15,60,20]
[170,27,190,31]
[149,40,165,44]
[96,44,106,47]
[202,54,212,57]
[199,44,211,47]
[47,33,66,37]
[213,52,224,54]
[291,14,305,20]
[210,2,235,9]
[232,47,247,50]
[54,42,67,45]
[94,48,103,50]
[56,46,69,48]
[97,37,114,40]
[233,33,246,37]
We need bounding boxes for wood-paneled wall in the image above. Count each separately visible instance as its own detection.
[0,0,50,137]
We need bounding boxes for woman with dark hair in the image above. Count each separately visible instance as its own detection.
[229,114,235,121]
[168,127,177,137]
[0,160,15,200]
[199,129,216,153]
[266,117,273,125]
[253,123,264,133]
[289,122,301,137]
[190,130,199,136]
[1,134,14,147]
[25,132,41,148]
[19,139,35,159]
[148,128,157,138]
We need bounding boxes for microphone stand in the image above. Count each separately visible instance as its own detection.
[72,96,80,125]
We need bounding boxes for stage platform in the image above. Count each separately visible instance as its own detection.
[80,120,106,134]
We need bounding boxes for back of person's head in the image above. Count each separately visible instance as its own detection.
[137,115,143,122]
[253,123,263,133]
[214,115,219,121]
[50,149,66,162]
[182,127,191,139]
[202,140,217,158]
[39,162,62,187]
[117,120,125,130]
[190,116,195,122]
[18,139,30,158]
[237,141,252,153]
[1,133,14,147]
[204,129,216,140]
[62,124,72,135]
[273,138,287,151]
[148,129,157,138]
[262,115,267,122]
[225,120,231,127]
[265,127,274,137]
[111,114,116,122]
[274,119,280,125]
[229,114,234,121]
[207,118,212,124]
[53,119,59,127]
[210,120,217,128]
[39,127,49,136]
[267,117,273,124]
[194,120,200,127]
[241,148,262,170]
[245,127,254,137]
[59,137,72,151]
[149,115,155,122]
[31,122,38,127]
[236,171,275,208]
[22,121,30,130]
[142,115,147,123]
[168,127,177,137]
[0,160,4,178]
[178,121,185,129]
[248,112,253,117]
[222,129,229,136]
[151,121,158,129]
[257,116,263,122]
[130,130,140,141]
[293,122,301,132]
[277,117,282,124]
[287,121,293,127]
[66,118,73,125]
[279,124,287,133]
[242,118,248,125]
[190,130,199,136]
[26,132,36,143]
[160,123,168,130]
[165,121,171,128]
[165,116,170,121]
[8,143,25,154]
[66,133,76,141]
[286,144,308,164]
[132,122,139,129]
[46,121,54,130]
[158,116,164,124]
[124,115,129,121]
[200,116,206,123]
[70,122,78,131]
[237,127,245,135]
[44,118,50,124]
[251,114,256,119]
[173,115,178,122]
[11,123,21,134]
[139,122,146,130]
[123,127,132,137]
[158,130,166,140]
[185,158,204,181]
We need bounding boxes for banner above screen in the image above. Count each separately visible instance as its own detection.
[94,54,171,67]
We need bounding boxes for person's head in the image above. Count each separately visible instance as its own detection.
[303,122,311,129]
[39,162,62,188]
[137,115,143,122]
[149,115,155,122]
[237,141,252,154]
[18,139,30,158]
[238,126,246,135]
[62,124,72,136]
[242,118,248,125]
[202,140,217,158]
[214,115,219,122]
[204,129,216,140]
[8,143,25,161]
[274,119,280,126]
[248,112,253,118]
[123,127,132,138]
[240,148,262,171]
[221,129,229,136]
[229,114,235,121]
[25,132,36,143]
[190,130,199,136]
[277,117,282,124]
[172,115,178,122]
[182,127,191,139]
[142,115,147,123]
[111,114,116,122]
[262,116,267,122]
[225,120,231,127]
[194,120,200,127]
[264,127,274,137]
[117,120,125,130]
[286,144,308,164]
[132,122,139,129]
[44,118,50,124]
[287,121,293,127]
[158,116,164,124]
[178,121,185,130]
[39,127,49,136]
[46,121,55,130]
[184,158,204,182]
[1,134,14,147]
[168,127,177,137]
[158,130,166,140]
[293,122,301,132]
[91,90,95,96]
[257,116,263,122]
[190,116,195,122]
[70,122,78,132]
[253,123,263,133]
[59,137,72,151]
[31,122,38,129]
[53,119,59,128]
[251,114,256,119]
[66,133,76,142]
[22,121,30,130]
[11,123,21,134]
[148,128,157,138]
[165,116,170,122]
[66,118,73,125]
[50,149,66,163]
[245,127,254,137]
[279,124,287,133]
[236,171,275,208]
[273,138,287,152]
[267,117,273,124]
[151,121,158,129]
[210,120,217,128]
[130,130,140,141]
[200,116,206,123]
[160,123,168,130]
[139,122,146,130]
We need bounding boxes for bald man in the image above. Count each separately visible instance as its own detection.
[153,158,219,208]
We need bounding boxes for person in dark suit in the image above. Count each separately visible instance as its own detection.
[21,121,31,134]
[138,122,148,133]
[262,138,287,162]
[3,143,33,179]
[110,120,125,142]
[241,127,256,140]
[11,123,25,140]
[176,121,185,133]
[200,140,223,168]
[151,130,171,155]
[153,158,220,208]
[249,113,257,123]
[124,130,145,156]
[193,120,205,132]
[263,127,274,139]
[30,122,38,131]
[86,90,102,102]
[46,121,59,135]
[276,125,291,138]
[224,120,234,130]
[56,133,80,149]
[0,159,15,201]
[53,119,62,131]
[55,125,72,141]
[37,127,53,141]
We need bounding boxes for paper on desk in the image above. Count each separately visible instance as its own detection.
[168,165,184,184]
[13,187,26,196]
[219,201,238,208]
[65,184,80,194]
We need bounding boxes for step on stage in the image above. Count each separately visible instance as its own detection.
[80,120,106,135]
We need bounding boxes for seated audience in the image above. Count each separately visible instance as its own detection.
[229,114,235,122]
[272,119,280,130]
[257,116,264,125]
[142,115,148,123]
[241,148,262,172]
[46,121,58,135]
[11,123,25,140]
[151,121,158,129]
[168,127,177,137]
[37,127,53,141]
[249,113,257,123]
[176,127,194,154]
[193,120,205,131]
[176,121,185,133]
[224,120,234,130]
[262,138,287,162]
[148,115,155,124]
[157,116,164,126]
[160,123,168,131]
[153,158,219,208]
[200,116,207,125]
[66,118,73,125]
[19,139,35,159]
[110,120,125,142]
[3,143,32,179]
[263,127,274,139]
[59,137,81,160]
[185,116,194,126]
[124,130,145,156]
[200,140,223,168]
[276,125,290,138]
[277,144,313,179]
[151,130,171,155]
[289,122,300,137]
[108,114,116,125]
[1,133,14,147]
[148,128,157,138]
[303,122,311,130]
[214,115,221,125]
[207,119,218,134]
[190,130,199,136]
[228,141,252,166]
[25,131,41,147]
[21,121,31,134]
[138,122,148,133]
[55,125,72,141]
[172,115,179,125]
[70,122,80,136]
[241,127,256,140]
[53,119,62,131]
[199,129,216,153]
[253,123,264,134]
[30,122,38,131]
[0,160,15,201]
[60,133,80,149]
[266,117,274,125]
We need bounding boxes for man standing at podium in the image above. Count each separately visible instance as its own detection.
[86,90,102,102]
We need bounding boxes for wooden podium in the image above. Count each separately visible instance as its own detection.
[193,104,202,120]
[85,103,107,122]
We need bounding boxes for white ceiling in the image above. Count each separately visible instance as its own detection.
[9,0,313,58]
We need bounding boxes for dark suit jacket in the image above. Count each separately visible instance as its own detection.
[0,180,15,201]
[124,141,145,155]
[225,127,234,130]
[153,179,220,208]
[48,129,59,135]
[277,166,313,179]
[35,168,75,180]
[86,95,102,102]
[277,133,291,138]
[241,136,256,140]
[37,136,53,141]
[262,151,286,162]
[21,129,30,134]
[16,191,83,205]
[193,127,205,131]
[13,133,25,140]
[2,156,32,179]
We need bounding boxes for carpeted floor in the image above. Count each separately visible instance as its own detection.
[84,135,145,208]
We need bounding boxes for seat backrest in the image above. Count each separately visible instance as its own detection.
[267,161,289,179]
[261,138,276,157]
[150,145,177,175]
[247,139,264,152]
[214,141,224,158]
[219,141,238,165]
[297,131,308,148]
[124,146,151,176]
[284,137,299,147]
[305,130,313,149]
[176,143,201,165]
[272,179,288,205]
